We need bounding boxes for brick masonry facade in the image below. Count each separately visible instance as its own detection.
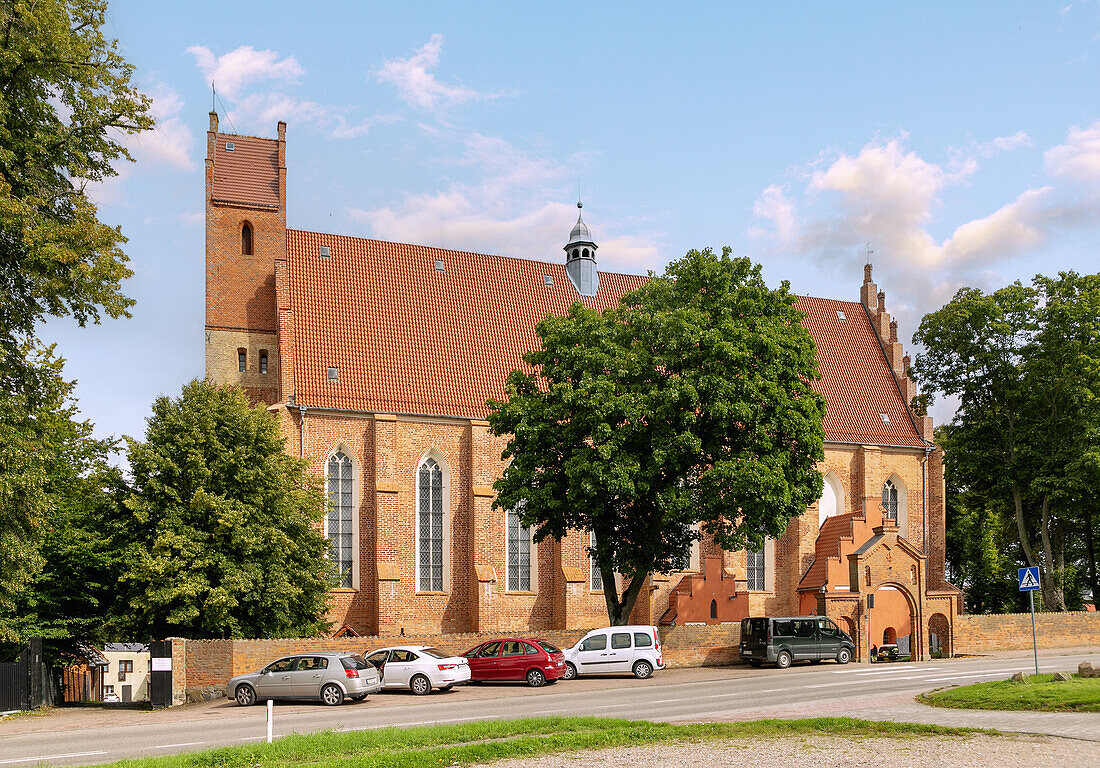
[203,119,961,662]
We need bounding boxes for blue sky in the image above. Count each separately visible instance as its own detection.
[48,1,1100,445]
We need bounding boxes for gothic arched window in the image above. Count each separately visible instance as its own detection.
[882,480,899,521]
[586,532,603,591]
[506,505,533,591]
[241,222,253,255]
[417,457,445,591]
[326,451,354,588]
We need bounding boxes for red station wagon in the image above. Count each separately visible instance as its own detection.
[462,638,566,687]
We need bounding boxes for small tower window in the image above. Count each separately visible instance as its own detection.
[241,223,253,255]
[259,350,268,375]
[582,248,590,258]
[571,248,579,261]
[237,349,246,373]
[710,599,718,620]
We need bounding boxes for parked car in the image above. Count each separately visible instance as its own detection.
[739,616,855,668]
[561,625,664,680]
[462,638,566,687]
[364,646,471,695]
[227,652,382,706]
[102,692,120,703]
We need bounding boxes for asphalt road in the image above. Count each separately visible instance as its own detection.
[1,649,1097,767]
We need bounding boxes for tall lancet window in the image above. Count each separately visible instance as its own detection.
[241,222,253,255]
[506,504,532,591]
[326,452,354,588]
[418,458,445,591]
[882,480,899,522]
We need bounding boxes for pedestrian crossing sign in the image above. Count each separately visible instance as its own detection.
[1018,567,1041,591]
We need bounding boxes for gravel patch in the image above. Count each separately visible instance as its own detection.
[489,734,1099,767]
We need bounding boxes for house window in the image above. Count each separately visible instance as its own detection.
[119,660,133,674]
[506,506,532,591]
[238,349,246,373]
[259,350,268,375]
[746,548,766,591]
[587,532,603,591]
[241,223,253,255]
[710,599,718,619]
[417,457,444,591]
[882,480,899,521]
[326,451,354,588]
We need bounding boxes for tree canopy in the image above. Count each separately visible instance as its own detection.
[114,381,333,639]
[0,0,151,394]
[488,248,826,624]
[912,272,1100,611]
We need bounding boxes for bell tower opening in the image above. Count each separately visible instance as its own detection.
[563,200,599,297]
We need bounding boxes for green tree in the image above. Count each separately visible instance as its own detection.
[115,381,332,639]
[912,273,1100,611]
[0,0,152,385]
[488,248,825,625]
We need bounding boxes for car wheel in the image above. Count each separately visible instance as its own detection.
[836,647,852,665]
[776,650,793,669]
[632,660,653,680]
[321,683,344,706]
[562,662,578,681]
[410,674,432,696]
[234,684,256,707]
[526,668,546,688]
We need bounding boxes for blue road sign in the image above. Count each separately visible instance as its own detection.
[1018,567,1041,591]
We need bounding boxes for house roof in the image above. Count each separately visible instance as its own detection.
[284,229,925,447]
[212,133,279,208]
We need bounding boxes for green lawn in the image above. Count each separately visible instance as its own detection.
[921,673,1100,712]
[98,716,989,768]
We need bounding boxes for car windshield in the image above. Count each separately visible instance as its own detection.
[341,654,372,670]
[537,640,561,654]
[419,647,449,659]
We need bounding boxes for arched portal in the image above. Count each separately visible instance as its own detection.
[866,582,920,661]
[928,612,951,658]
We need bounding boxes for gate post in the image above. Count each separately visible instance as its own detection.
[148,640,173,708]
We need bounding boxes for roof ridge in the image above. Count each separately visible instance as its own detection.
[216,131,278,143]
[285,227,649,279]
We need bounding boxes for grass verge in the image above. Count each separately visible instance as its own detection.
[920,673,1100,712]
[98,716,991,768]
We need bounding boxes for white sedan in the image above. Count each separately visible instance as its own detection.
[365,646,471,695]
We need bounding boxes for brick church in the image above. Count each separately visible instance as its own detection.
[203,114,961,661]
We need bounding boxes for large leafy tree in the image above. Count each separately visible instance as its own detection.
[489,248,825,625]
[115,381,332,639]
[912,273,1100,611]
[0,0,151,625]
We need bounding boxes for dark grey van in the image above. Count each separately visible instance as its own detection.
[740,616,854,668]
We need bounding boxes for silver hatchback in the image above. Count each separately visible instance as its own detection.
[228,652,382,706]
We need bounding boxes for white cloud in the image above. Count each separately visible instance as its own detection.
[376,34,492,113]
[128,83,194,170]
[1044,120,1100,181]
[187,45,303,98]
[750,129,1100,344]
[347,133,661,273]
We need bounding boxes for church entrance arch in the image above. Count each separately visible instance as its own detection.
[868,582,919,661]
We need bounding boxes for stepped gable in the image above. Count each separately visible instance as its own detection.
[285,230,925,447]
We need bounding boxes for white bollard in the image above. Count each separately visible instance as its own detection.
[267,699,273,743]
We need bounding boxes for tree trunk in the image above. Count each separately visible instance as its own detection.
[600,559,648,626]
[1084,513,1100,609]
[1038,495,1066,611]
[1012,484,1037,567]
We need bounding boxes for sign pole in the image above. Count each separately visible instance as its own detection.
[1029,589,1038,676]
[267,699,273,743]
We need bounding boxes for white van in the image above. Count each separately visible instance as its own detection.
[561,625,664,680]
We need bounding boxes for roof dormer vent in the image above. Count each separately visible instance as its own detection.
[319,245,330,258]
[544,275,553,287]
[880,413,890,425]
[434,259,445,273]
[225,141,235,152]
[837,310,846,320]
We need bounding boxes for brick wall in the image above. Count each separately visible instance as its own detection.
[170,623,743,702]
[954,612,1100,654]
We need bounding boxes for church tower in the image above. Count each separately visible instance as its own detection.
[204,112,286,405]
[564,201,599,296]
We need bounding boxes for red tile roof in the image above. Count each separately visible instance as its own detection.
[285,230,926,447]
[212,134,279,208]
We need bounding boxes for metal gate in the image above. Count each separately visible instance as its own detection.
[148,640,173,708]
[0,647,30,712]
